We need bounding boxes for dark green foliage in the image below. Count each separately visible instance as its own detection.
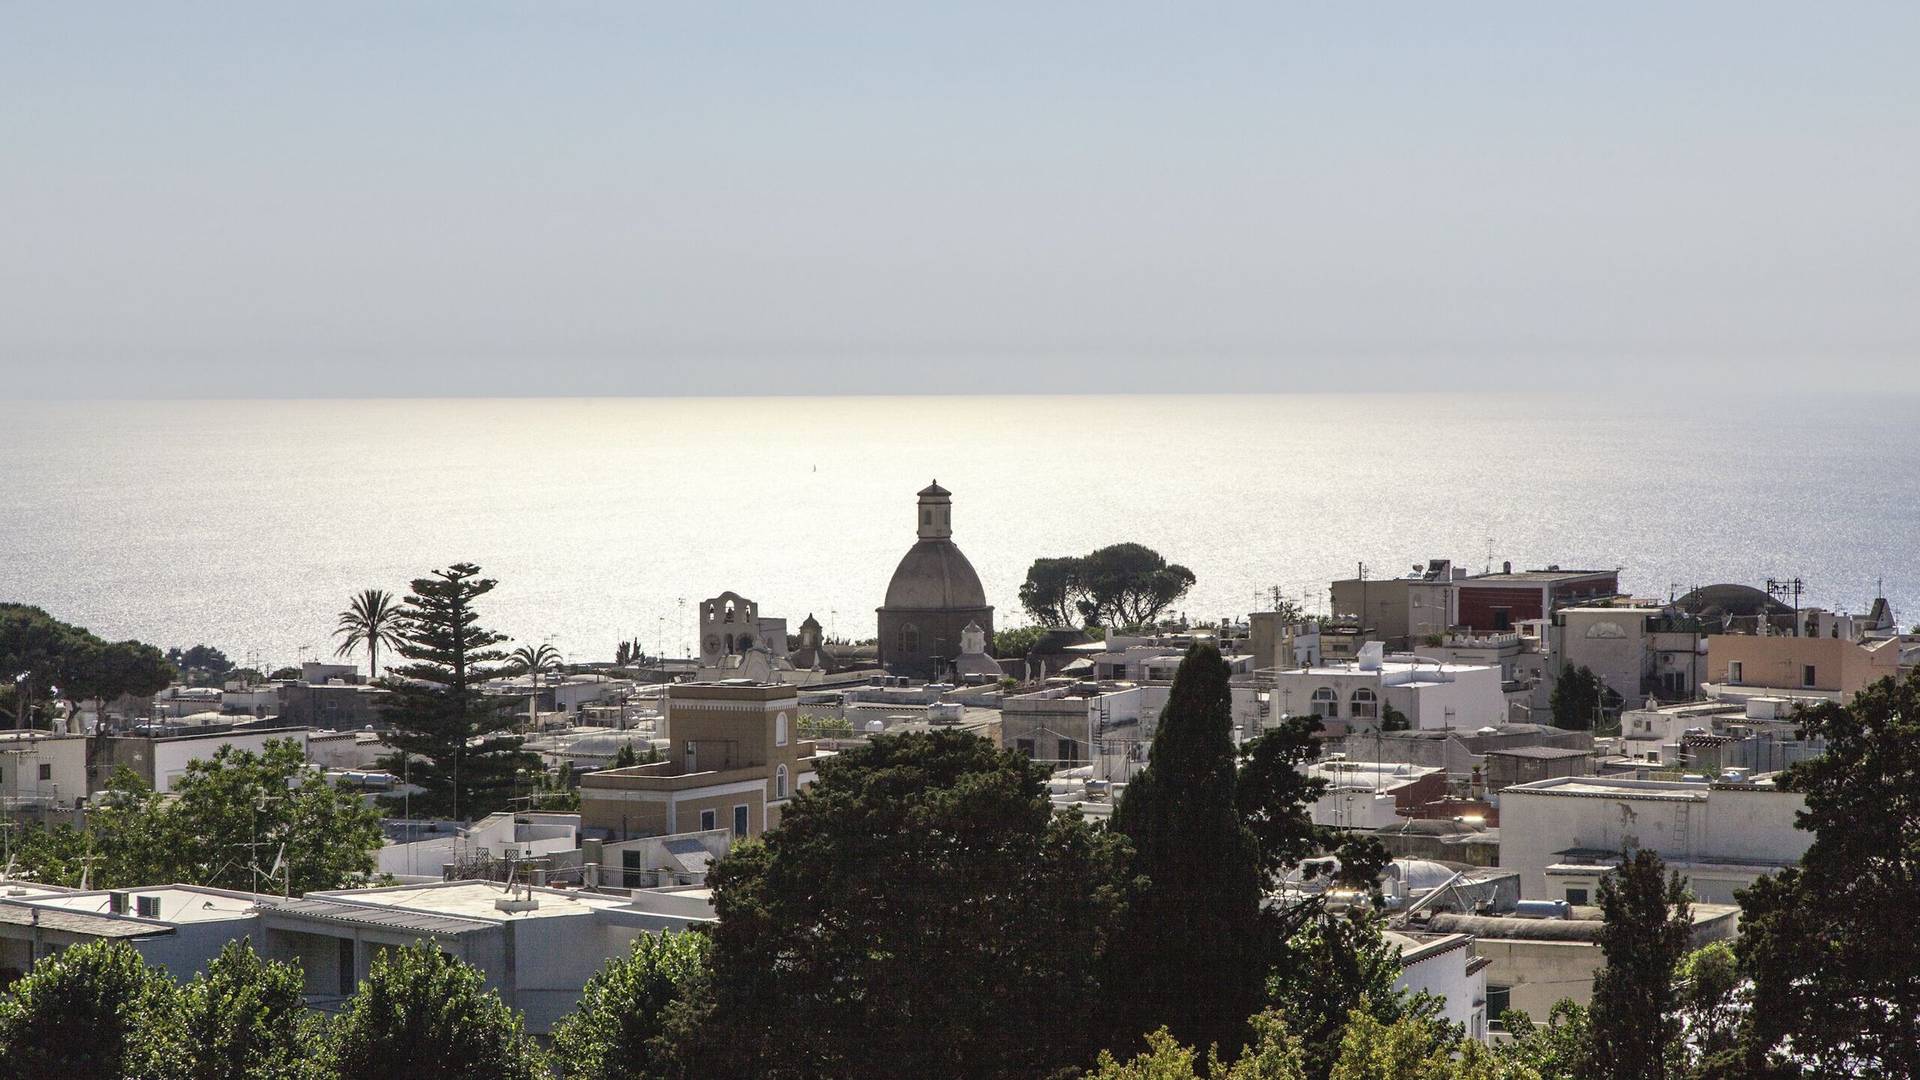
[0,603,175,725]
[611,742,640,768]
[13,740,382,893]
[1268,911,1449,1080]
[1589,849,1692,1080]
[326,941,544,1080]
[1019,555,1089,626]
[991,623,1048,658]
[552,931,712,1080]
[0,938,176,1080]
[1020,544,1197,628]
[691,729,1132,1080]
[168,643,235,686]
[1495,1000,1592,1078]
[1673,942,1740,1067]
[1549,665,1606,730]
[1378,704,1411,732]
[1111,644,1266,1056]
[377,563,536,819]
[1737,671,1920,1078]
[160,940,321,1080]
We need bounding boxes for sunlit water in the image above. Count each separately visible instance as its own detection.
[1,393,1913,672]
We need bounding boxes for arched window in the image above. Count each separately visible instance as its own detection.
[775,711,788,747]
[1311,687,1339,718]
[775,764,789,801]
[1350,687,1378,721]
[902,624,920,654]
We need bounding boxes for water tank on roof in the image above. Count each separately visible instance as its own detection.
[864,719,887,734]
[1514,899,1571,919]
[1476,726,1500,736]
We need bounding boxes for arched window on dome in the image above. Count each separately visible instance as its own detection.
[775,712,788,747]
[1350,687,1378,721]
[1310,687,1339,718]
[902,624,920,654]
[775,764,789,801]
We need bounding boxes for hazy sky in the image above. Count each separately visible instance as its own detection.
[4,3,1918,397]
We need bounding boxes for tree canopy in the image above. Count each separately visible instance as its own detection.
[691,728,1132,1080]
[12,739,382,894]
[327,941,545,1080]
[1110,644,1267,1056]
[1019,543,1196,628]
[1549,665,1607,731]
[0,603,174,725]
[0,938,176,1080]
[377,563,536,819]
[1737,670,1920,1077]
[1588,849,1692,1080]
[552,931,712,1080]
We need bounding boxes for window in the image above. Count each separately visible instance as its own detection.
[902,624,920,653]
[1492,609,1512,631]
[732,804,750,837]
[1310,687,1339,719]
[1487,985,1511,1026]
[699,808,717,832]
[1057,738,1076,762]
[1350,687,1378,721]
[1803,665,1817,688]
[337,939,355,997]
[38,763,51,782]
[775,764,789,800]
[1566,887,1589,905]
[685,744,698,773]
[1015,738,1036,758]
[622,849,643,888]
[922,509,932,526]
[775,712,788,746]
[1728,661,1743,684]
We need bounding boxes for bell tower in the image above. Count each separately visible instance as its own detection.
[916,480,952,540]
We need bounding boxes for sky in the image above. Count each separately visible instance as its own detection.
[3,3,1918,398]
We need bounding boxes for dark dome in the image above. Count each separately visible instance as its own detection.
[1676,584,1796,632]
[1676,584,1792,619]
[883,540,988,610]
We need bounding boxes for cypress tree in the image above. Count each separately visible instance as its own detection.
[378,563,535,819]
[1110,643,1266,1056]
[1588,847,1692,1080]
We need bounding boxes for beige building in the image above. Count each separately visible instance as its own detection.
[1330,559,1465,649]
[580,681,823,841]
[1705,632,1903,703]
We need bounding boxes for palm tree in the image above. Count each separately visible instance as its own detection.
[510,643,563,731]
[333,589,406,682]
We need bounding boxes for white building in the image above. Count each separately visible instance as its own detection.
[1498,775,1810,903]
[0,731,87,811]
[0,882,270,986]
[1386,929,1490,1041]
[1306,760,1446,830]
[1269,644,1506,733]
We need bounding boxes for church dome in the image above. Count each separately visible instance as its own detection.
[883,539,989,610]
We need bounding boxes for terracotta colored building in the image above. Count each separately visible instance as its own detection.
[1455,567,1620,632]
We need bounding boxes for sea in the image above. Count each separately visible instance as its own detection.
[1,393,1913,674]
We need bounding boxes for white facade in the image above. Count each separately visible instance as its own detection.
[1387,931,1488,1041]
[1270,651,1505,732]
[150,729,310,793]
[1498,776,1810,903]
[0,732,87,810]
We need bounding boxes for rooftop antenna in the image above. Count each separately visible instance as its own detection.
[1766,577,1806,636]
[1484,535,1495,576]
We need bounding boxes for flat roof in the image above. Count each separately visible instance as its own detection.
[1464,570,1615,584]
[1485,746,1594,760]
[27,886,262,925]
[311,880,633,922]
